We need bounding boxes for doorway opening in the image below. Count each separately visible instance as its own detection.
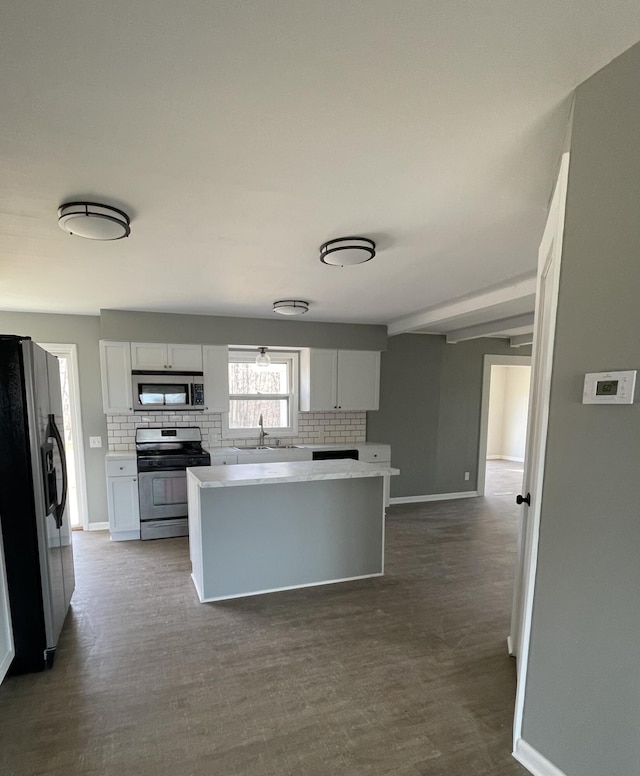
[485,364,531,498]
[39,343,89,530]
[477,354,531,498]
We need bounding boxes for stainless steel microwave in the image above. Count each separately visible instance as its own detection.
[131,371,205,412]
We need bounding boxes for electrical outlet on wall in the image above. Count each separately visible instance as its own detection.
[464,471,470,481]
[89,436,102,448]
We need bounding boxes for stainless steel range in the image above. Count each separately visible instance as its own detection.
[135,427,210,540]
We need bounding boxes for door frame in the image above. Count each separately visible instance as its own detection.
[477,354,531,497]
[38,343,90,531]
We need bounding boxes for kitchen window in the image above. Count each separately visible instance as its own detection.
[223,350,299,438]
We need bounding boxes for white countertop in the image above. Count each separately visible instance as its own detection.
[105,451,136,459]
[188,459,399,489]
[206,442,389,455]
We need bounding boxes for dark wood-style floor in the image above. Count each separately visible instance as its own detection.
[0,469,528,776]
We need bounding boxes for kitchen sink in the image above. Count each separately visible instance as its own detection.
[231,445,302,451]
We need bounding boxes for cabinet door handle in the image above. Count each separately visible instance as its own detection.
[133,478,137,482]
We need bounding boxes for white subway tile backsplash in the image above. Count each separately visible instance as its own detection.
[106,409,366,451]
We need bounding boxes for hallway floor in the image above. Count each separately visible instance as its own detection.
[0,495,527,776]
[485,459,524,500]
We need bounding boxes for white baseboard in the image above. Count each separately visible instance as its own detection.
[507,634,514,656]
[87,522,109,531]
[389,491,478,505]
[487,455,525,462]
[513,739,568,776]
[486,454,502,460]
[194,571,384,603]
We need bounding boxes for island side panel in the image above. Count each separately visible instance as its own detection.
[198,477,384,601]
[187,474,205,600]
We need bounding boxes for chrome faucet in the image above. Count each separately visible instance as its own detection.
[258,413,268,447]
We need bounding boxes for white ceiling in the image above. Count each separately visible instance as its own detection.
[1,2,639,332]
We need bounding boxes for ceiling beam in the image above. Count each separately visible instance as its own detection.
[387,273,536,336]
[510,333,534,348]
[445,313,535,344]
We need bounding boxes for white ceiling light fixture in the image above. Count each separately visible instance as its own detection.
[319,236,376,267]
[273,300,309,316]
[255,347,271,367]
[57,201,131,240]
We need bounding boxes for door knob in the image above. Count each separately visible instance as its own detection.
[516,493,531,506]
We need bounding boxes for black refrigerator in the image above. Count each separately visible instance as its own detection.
[0,335,75,674]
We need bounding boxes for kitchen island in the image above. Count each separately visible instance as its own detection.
[187,459,398,602]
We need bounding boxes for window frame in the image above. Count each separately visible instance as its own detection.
[222,350,299,439]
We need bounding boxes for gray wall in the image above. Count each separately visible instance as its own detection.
[101,309,387,351]
[0,313,108,526]
[521,43,640,775]
[367,334,531,498]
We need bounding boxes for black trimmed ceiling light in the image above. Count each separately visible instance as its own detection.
[255,347,271,367]
[58,201,131,240]
[319,236,375,266]
[273,300,309,316]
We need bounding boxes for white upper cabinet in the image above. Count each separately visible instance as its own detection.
[300,349,337,411]
[337,350,380,410]
[130,342,166,370]
[300,349,380,411]
[166,344,203,371]
[131,342,203,371]
[202,346,229,412]
[100,341,133,414]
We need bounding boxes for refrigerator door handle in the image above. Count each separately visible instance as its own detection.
[47,414,68,530]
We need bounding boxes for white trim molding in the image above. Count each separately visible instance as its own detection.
[513,739,568,776]
[390,491,478,505]
[38,343,91,531]
[87,522,109,532]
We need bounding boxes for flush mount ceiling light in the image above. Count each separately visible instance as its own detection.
[273,300,309,316]
[255,347,271,367]
[319,236,375,267]
[57,201,131,240]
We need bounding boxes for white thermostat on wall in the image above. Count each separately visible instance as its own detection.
[582,370,637,404]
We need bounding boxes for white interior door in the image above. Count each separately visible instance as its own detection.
[512,153,570,741]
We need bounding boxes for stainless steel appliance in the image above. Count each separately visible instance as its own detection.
[131,371,205,412]
[0,335,75,674]
[136,427,210,540]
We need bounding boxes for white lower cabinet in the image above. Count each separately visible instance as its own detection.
[235,449,312,465]
[106,457,140,541]
[209,454,238,466]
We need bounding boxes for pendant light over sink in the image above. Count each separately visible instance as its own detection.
[255,347,271,367]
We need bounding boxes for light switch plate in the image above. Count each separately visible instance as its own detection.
[89,436,103,448]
